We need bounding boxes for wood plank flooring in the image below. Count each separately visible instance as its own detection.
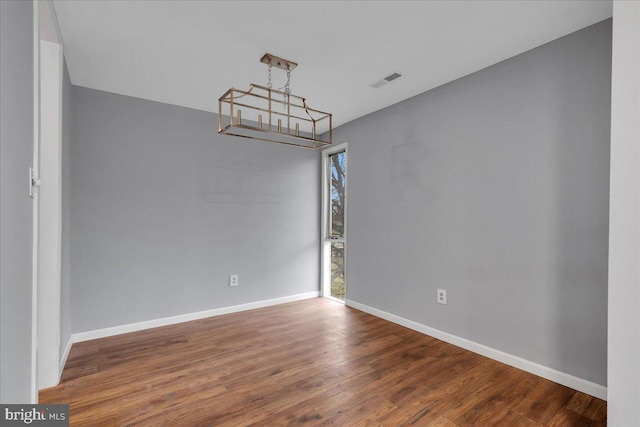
[40,298,606,426]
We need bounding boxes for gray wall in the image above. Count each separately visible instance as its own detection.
[70,87,320,332]
[60,60,72,360]
[336,20,611,385]
[0,0,34,403]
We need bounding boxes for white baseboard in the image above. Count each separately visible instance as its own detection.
[345,299,607,401]
[59,336,73,378]
[72,291,320,344]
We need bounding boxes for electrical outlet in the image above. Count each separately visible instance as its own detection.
[229,274,239,287]
[437,288,447,305]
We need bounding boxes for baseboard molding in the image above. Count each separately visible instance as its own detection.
[59,336,73,378]
[72,291,320,344]
[345,299,607,401]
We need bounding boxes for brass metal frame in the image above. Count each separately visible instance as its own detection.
[218,84,332,149]
[217,53,332,149]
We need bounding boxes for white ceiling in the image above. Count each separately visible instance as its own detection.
[52,0,612,130]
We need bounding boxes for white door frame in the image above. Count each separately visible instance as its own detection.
[35,0,64,391]
[30,0,40,403]
[321,142,348,302]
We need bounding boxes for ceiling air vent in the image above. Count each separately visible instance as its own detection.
[371,72,403,88]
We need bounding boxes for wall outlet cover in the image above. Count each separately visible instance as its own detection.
[437,288,447,304]
[229,274,239,287]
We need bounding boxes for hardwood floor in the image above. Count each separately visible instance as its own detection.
[40,298,606,426]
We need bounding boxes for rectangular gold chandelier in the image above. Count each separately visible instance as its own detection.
[218,54,332,149]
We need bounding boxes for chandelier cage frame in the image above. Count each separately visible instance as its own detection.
[217,54,333,149]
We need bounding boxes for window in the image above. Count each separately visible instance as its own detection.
[322,145,347,301]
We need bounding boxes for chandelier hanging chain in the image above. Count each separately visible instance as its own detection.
[267,59,273,89]
[283,65,291,110]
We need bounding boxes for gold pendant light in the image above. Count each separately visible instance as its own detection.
[218,53,332,149]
